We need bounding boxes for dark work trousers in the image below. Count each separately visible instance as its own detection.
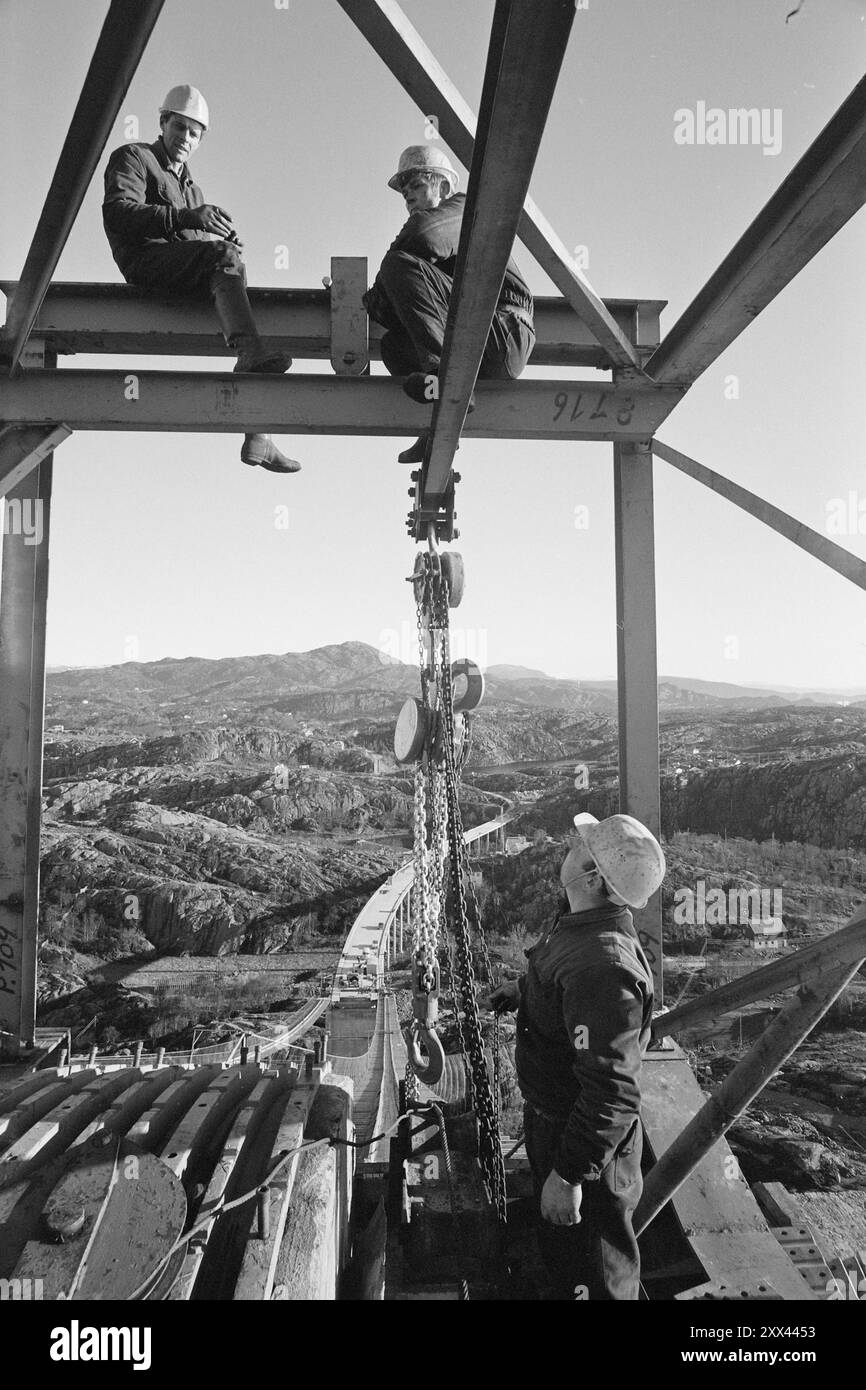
[375,250,535,379]
[523,1104,643,1301]
[118,238,245,295]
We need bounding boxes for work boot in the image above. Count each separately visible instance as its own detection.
[397,433,463,465]
[402,371,475,411]
[232,340,293,374]
[398,433,428,464]
[211,268,293,373]
[230,338,297,473]
[241,435,302,473]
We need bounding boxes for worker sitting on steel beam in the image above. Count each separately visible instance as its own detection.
[363,145,536,464]
[487,813,665,1301]
[102,86,300,475]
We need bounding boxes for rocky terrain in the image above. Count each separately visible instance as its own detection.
[33,642,866,1214]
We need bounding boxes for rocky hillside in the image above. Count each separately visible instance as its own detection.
[37,716,504,988]
[507,751,866,852]
[665,755,866,850]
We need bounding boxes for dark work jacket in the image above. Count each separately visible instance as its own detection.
[515,903,653,1186]
[103,139,208,276]
[363,192,533,326]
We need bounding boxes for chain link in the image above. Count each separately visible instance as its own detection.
[405,554,507,1223]
[437,585,507,1223]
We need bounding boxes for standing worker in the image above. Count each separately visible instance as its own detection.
[489,812,665,1300]
[103,86,300,474]
[363,145,536,463]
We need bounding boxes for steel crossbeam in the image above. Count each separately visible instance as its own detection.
[0,369,681,440]
[0,0,165,373]
[646,75,866,384]
[417,0,577,513]
[654,440,866,591]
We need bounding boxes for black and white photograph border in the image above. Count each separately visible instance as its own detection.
[0,0,864,1350]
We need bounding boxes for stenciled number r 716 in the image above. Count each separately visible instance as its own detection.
[552,390,635,426]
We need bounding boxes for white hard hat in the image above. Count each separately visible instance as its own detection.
[160,85,209,130]
[388,145,459,195]
[573,812,666,910]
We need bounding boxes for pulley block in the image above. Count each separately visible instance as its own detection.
[393,698,466,765]
[410,550,465,609]
[394,696,430,764]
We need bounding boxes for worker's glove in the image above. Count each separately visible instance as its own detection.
[540,1170,583,1226]
[484,978,521,1014]
[184,204,240,241]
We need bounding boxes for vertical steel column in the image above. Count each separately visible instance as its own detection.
[613,440,663,1001]
[0,346,54,1055]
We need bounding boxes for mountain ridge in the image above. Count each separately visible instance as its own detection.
[45,643,866,731]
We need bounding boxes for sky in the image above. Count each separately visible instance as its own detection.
[1,0,865,689]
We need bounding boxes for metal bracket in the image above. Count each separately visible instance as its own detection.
[407,468,460,543]
[329,257,369,376]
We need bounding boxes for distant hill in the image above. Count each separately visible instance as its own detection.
[485,663,551,681]
[46,643,859,733]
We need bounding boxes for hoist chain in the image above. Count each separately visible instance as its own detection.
[404,551,506,1222]
[436,588,507,1223]
[404,1061,420,1108]
[440,932,473,1111]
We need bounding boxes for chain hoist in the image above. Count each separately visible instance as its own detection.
[393,528,506,1221]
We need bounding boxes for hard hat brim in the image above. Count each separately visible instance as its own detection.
[388,167,457,193]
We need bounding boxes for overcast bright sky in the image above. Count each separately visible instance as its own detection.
[1,0,864,689]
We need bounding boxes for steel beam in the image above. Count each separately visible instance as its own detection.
[654,439,866,591]
[0,371,683,439]
[613,442,662,1000]
[636,960,862,1235]
[0,0,165,373]
[654,901,866,1039]
[336,0,640,369]
[640,1049,818,1300]
[421,0,576,504]
[0,282,665,369]
[0,425,71,497]
[647,75,866,384]
[0,358,54,1056]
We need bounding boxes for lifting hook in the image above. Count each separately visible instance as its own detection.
[405,1020,446,1086]
[405,947,445,1085]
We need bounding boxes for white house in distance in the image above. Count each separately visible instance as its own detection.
[745,917,788,950]
[505,835,532,856]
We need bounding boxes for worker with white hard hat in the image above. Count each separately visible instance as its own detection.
[363,144,536,464]
[487,810,665,1300]
[102,86,300,474]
